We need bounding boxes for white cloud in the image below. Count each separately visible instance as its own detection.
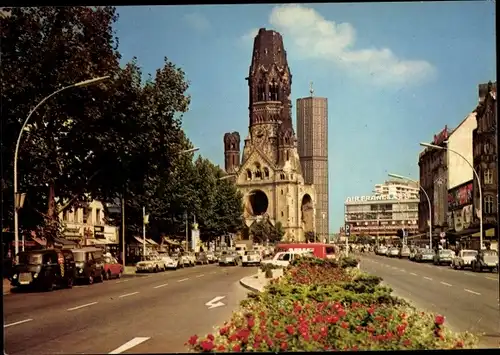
[183,13,211,32]
[243,4,436,87]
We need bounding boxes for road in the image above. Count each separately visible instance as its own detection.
[4,264,257,354]
[358,253,500,348]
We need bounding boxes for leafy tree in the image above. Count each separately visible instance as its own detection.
[269,221,285,243]
[249,221,270,244]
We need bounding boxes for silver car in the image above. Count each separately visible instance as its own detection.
[399,245,411,258]
[388,247,400,257]
[219,252,241,266]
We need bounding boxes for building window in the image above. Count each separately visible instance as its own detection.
[484,169,493,184]
[96,208,101,224]
[83,208,90,224]
[264,167,269,179]
[247,169,252,180]
[484,196,494,214]
[281,211,284,217]
[280,173,286,180]
[285,151,289,161]
[281,189,283,195]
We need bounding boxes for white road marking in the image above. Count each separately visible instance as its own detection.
[67,302,98,311]
[109,337,151,354]
[485,276,497,281]
[116,280,129,284]
[399,269,406,272]
[196,274,205,278]
[154,283,168,289]
[410,272,418,276]
[464,289,481,296]
[423,276,433,281]
[119,292,139,298]
[440,282,452,287]
[463,273,476,277]
[4,318,33,328]
[177,278,189,282]
[205,296,226,309]
[211,271,217,274]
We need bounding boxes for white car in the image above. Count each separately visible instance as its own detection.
[376,246,388,255]
[451,249,478,270]
[261,250,311,268]
[242,250,261,266]
[388,247,400,257]
[158,253,179,270]
[136,255,166,273]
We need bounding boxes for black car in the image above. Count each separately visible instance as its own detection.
[71,247,105,284]
[11,249,75,291]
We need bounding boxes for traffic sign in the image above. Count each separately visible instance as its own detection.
[345,224,351,236]
[440,232,446,238]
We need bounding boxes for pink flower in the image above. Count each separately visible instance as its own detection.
[435,314,445,326]
[188,335,198,346]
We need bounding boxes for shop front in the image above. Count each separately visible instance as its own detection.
[447,181,475,249]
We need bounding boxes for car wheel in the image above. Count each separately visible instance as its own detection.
[88,275,94,285]
[117,271,122,279]
[105,271,111,281]
[67,277,74,289]
[154,266,159,273]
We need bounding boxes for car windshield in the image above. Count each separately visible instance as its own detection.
[441,250,453,255]
[483,250,497,256]
[462,251,478,257]
[17,252,43,265]
[73,252,86,262]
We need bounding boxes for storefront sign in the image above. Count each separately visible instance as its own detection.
[452,205,473,232]
[94,226,105,233]
[448,181,473,211]
[345,195,402,203]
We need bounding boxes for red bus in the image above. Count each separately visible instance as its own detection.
[275,243,337,259]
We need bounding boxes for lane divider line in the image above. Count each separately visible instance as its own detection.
[116,280,129,284]
[67,302,98,311]
[464,288,481,296]
[196,274,205,278]
[423,276,433,281]
[154,283,168,289]
[410,272,418,276]
[485,276,497,281]
[4,318,33,328]
[463,273,476,277]
[177,278,189,282]
[440,282,452,287]
[119,292,139,298]
[109,337,151,354]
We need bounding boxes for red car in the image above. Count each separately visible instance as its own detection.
[103,255,123,280]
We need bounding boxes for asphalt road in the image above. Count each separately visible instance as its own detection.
[3,264,257,354]
[358,253,500,348]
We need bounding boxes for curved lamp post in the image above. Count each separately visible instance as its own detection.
[13,76,110,256]
[388,173,433,250]
[420,142,483,250]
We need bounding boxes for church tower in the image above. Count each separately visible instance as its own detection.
[223,132,240,174]
[224,28,316,243]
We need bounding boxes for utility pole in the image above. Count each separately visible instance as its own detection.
[121,196,126,268]
[184,212,189,251]
[142,207,146,259]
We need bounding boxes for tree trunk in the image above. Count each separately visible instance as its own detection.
[46,182,56,248]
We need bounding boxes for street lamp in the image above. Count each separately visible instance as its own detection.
[13,76,110,256]
[420,142,483,250]
[388,173,433,250]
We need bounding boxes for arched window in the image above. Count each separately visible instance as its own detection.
[264,167,270,178]
[257,79,265,101]
[281,189,283,195]
[285,151,289,161]
[247,169,252,180]
[280,173,286,180]
[255,169,262,179]
[484,169,493,184]
[269,79,278,100]
[484,195,495,214]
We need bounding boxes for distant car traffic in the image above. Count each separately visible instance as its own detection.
[399,245,411,258]
[451,249,478,270]
[219,251,241,266]
[433,249,454,265]
[242,250,261,266]
[415,248,434,262]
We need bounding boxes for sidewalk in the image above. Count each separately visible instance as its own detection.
[3,278,11,295]
[239,271,271,293]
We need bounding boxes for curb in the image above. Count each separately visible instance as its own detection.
[239,277,262,293]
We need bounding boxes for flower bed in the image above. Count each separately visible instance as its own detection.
[186,256,477,352]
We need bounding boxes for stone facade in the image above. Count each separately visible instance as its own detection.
[418,126,449,237]
[472,81,497,229]
[223,28,316,242]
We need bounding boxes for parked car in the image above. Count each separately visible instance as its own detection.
[177,252,194,267]
[388,247,400,257]
[159,252,179,270]
[433,249,454,266]
[206,251,216,263]
[186,252,197,266]
[242,250,261,266]
[136,254,166,273]
[399,245,411,258]
[72,247,105,284]
[11,249,75,291]
[376,246,388,256]
[219,251,241,266]
[415,248,435,262]
[103,254,123,280]
[451,249,478,270]
[471,249,498,272]
[196,252,210,265]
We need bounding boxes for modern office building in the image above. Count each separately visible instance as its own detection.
[296,88,329,241]
[344,180,419,239]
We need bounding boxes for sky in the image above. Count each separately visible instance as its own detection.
[114,2,496,233]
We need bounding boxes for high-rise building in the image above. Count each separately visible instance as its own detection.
[222,28,316,242]
[297,89,329,241]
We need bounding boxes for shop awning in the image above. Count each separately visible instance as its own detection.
[146,239,158,246]
[472,228,495,237]
[162,237,182,246]
[54,237,78,247]
[133,236,145,244]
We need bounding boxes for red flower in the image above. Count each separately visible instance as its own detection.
[228,333,238,342]
[259,311,266,318]
[351,345,359,351]
[455,340,464,348]
[232,344,241,352]
[266,338,274,347]
[247,318,255,328]
[280,341,288,351]
[312,333,320,341]
[273,320,280,326]
[207,334,214,341]
[328,315,339,324]
[285,325,295,335]
[200,340,214,352]
[341,322,349,329]
[188,335,198,346]
[217,345,225,351]
[434,314,445,326]
[275,331,285,339]
[403,339,412,347]
[367,306,375,315]
[219,327,228,336]
[253,341,261,349]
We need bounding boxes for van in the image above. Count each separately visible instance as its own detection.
[261,250,312,267]
[71,247,105,284]
[275,243,337,260]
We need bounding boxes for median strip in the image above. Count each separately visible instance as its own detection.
[67,302,98,311]
[4,318,33,328]
[119,292,139,298]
